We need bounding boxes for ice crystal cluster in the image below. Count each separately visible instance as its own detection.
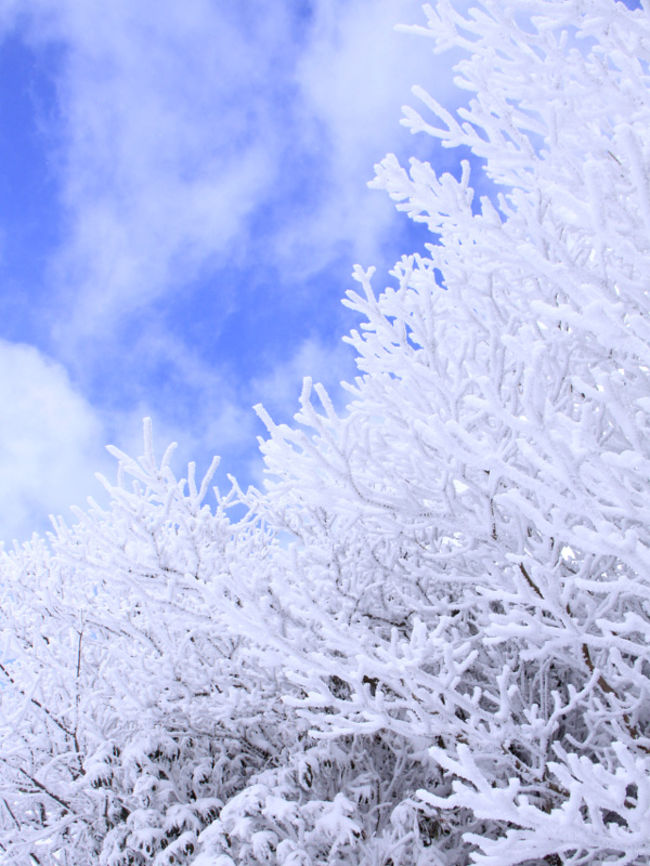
[2,1,649,863]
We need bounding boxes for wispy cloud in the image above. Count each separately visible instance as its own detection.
[289,0,456,267]
[32,0,293,341]
[0,339,108,542]
[18,0,458,345]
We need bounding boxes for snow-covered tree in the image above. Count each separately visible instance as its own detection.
[194,1,650,863]
[3,1,650,865]
[0,423,292,865]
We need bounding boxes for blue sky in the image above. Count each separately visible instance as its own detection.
[1,0,471,543]
[0,0,642,542]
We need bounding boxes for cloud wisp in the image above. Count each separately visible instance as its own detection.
[0,339,108,543]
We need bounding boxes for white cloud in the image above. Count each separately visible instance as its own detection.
[288,0,462,268]
[12,0,462,346]
[0,1,20,36]
[0,340,108,544]
[32,0,289,343]
[300,0,436,166]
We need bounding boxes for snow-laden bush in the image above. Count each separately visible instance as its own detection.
[0,423,291,865]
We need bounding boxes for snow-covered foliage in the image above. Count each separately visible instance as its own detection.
[202,0,650,862]
[0,422,292,865]
[2,0,650,864]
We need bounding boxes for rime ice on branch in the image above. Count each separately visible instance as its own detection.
[232,0,650,862]
[2,1,650,865]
